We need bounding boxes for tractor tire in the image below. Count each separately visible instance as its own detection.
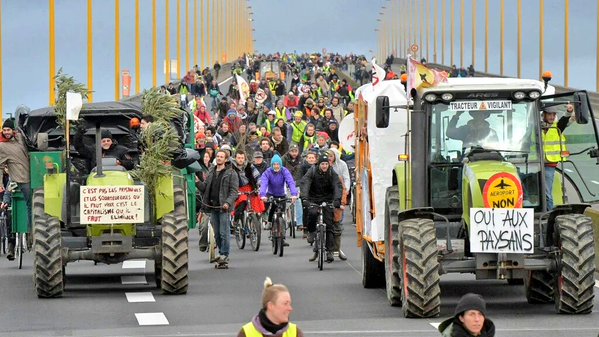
[32,190,64,298]
[398,218,441,318]
[553,214,595,314]
[160,187,189,295]
[525,270,554,304]
[384,186,401,305]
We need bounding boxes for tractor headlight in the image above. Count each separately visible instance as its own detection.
[424,93,437,102]
[528,91,541,99]
[513,91,526,100]
[441,93,454,101]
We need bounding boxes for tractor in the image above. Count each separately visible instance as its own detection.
[16,101,197,297]
[357,76,599,317]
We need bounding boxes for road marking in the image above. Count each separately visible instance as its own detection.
[134,312,169,326]
[595,279,599,288]
[218,76,233,86]
[126,292,155,303]
[591,180,599,185]
[122,260,146,269]
[121,275,148,285]
[430,322,440,329]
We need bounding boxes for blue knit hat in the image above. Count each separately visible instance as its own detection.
[271,154,282,167]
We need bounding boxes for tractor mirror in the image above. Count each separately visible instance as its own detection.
[573,91,591,124]
[376,96,390,128]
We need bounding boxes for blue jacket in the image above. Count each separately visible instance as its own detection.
[259,166,298,198]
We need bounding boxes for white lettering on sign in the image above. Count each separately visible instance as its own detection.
[449,100,512,111]
[80,186,145,224]
[469,208,534,253]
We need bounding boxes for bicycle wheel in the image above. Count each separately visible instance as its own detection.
[318,225,325,271]
[248,214,261,251]
[234,218,246,249]
[271,217,279,255]
[277,218,285,257]
[208,221,217,263]
[288,204,296,239]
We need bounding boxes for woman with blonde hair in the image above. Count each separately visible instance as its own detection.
[238,277,303,337]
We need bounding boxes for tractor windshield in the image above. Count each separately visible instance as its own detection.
[429,99,544,211]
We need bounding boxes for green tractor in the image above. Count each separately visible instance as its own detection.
[375,77,599,317]
[17,101,197,297]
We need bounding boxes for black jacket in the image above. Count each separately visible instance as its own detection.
[300,165,342,204]
[74,133,135,172]
[199,163,239,212]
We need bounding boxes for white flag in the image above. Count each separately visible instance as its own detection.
[235,74,250,105]
[245,54,250,70]
[66,92,83,121]
[255,88,267,104]
[371,58,386,88]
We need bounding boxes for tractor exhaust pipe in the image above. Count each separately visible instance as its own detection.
[95,122,104,177]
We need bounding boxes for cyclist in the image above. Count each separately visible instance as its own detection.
[300,152,342,263]
[259,154,298,244]
[232,150,264,221]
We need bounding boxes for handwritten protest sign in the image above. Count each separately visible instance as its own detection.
[80,186,144,224]
[469,208,534,254]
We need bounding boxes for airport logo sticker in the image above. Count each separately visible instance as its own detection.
[483,172,523,208]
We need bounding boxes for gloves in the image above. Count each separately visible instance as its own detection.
[333,200,341,208]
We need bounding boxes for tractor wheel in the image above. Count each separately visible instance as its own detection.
[398,218,441,318]
[32,190,64,298]
[160,187,189,295]
[525,270,554,304]
[384,186,401,305]
[553,214,595,314]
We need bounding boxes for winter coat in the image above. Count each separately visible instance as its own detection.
[282,153,303,183]
[199,163,239,212]
[259,166,298,198]
[438,318,495,337]
[328,148,350,191]
[272,137,289,156]
[300,165,342,204]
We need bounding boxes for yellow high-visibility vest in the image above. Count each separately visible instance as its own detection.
[242,322,297,337]
[542,122,568,163]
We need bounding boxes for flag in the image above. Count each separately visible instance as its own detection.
[371,58,386,88]
[235,74,250,105]
[406,57,448,96]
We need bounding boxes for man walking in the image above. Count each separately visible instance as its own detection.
[200,150,239,267]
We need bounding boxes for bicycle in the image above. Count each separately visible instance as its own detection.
[309,201,334,271]
[266,196,290,257]
[0,208,8,255]
[233,191,262,251]
[285,199,296,239]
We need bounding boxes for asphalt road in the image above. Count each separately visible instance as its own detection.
[0,211,598,337]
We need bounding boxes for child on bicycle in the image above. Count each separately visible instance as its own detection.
[300,152,342,263]
[259,155,298,245]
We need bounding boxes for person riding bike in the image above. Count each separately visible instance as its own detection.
[300,152,342,263]
[232,150,265,221]
[259,154,298,246]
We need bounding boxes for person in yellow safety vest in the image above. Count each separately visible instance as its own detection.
[265,111,277,134]
[269,80,278,96]
[274,100,288,122]
[289,111,307,145]
[237,277,304,337]
[302,124,318,155]
[541,104,573,210]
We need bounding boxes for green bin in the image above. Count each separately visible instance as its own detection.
[11,189,29,233]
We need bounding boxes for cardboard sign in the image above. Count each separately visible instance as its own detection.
[483,172,523,208]
[470,208,534,253]
[449,100,512,111]
[80,186,144,224]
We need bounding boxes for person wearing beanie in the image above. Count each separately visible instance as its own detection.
[438,293,495,337]
[74,127,135,171]
[259,154,299,236]
[0,109,31,260]
[326,119,339,143]
[300,151,342,262]
[223,108,243,134]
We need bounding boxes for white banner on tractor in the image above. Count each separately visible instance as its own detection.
[469,208,534,254]
[80,186,145,224]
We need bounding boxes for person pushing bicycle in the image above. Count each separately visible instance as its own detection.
[260,154,298,246]
[300,152,342,263]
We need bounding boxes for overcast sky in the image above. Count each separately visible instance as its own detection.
[2,0,598,115]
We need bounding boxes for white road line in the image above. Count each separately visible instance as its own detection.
[122,260,146,269]
[121,275,148,285]
[591,180,599,185]
[134,312,169,326]
[595,279,599,288]
[126,292,155,303]
[430,322,441,329]
[218,76,233,86]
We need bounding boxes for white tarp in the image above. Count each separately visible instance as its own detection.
[358,79,408,241]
